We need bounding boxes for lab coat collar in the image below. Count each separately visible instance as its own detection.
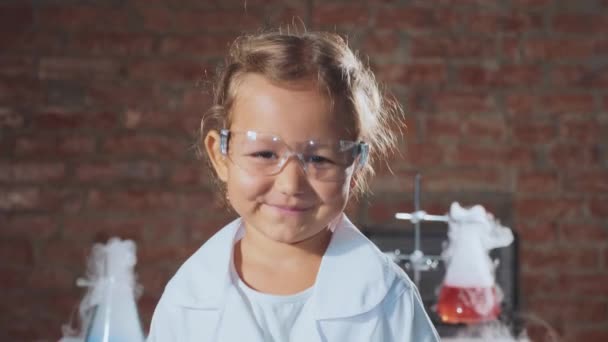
[312,214,396,319]
[163,218,242,310]
[166,213,396,320]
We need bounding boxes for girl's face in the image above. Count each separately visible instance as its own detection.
[207,73,357,245]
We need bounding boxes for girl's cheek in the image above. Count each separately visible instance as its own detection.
[228,168,271,199]
[333,175,353,196]
[314,181,350,203]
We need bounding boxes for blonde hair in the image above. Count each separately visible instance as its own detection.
[199,29,404,198]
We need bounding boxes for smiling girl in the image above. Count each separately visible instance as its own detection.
[147,30,440,342]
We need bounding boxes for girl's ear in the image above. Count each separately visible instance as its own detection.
[205,130,228,182]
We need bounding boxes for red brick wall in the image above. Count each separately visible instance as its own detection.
[1,0,607,341]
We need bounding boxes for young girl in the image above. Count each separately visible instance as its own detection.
[148,30,440,342]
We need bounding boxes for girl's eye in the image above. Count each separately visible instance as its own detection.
[250,151,277,159]
[307,155,334,165]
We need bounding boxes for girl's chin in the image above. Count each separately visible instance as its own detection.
[263,226,308,243]
[269,225,332,245]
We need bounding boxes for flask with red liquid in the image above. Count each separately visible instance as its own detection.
[436,203,513,324]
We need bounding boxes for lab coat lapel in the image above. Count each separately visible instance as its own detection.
[180,290,265,342]
[312,214,396,341]
[312,214,396,320]
[167,218,253,341]
[317,317,385,342]
[168,218,242,309]
[182,309,222,342]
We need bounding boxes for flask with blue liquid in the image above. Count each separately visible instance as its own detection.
[60,238,145,342]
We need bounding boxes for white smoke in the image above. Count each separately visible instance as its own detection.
[449,313,561,342]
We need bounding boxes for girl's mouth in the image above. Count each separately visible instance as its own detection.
[267,203,312,214]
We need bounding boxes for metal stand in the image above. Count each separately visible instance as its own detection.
[388,173,446,286]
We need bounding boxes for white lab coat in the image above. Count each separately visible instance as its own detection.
[147,214,440,342]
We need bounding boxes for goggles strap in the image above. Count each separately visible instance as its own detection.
[357,143,369,168]
[219,129,230,155]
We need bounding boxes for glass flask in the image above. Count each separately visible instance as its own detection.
[60,238,145,342]
[437,284,501,323]
[437,203,513,325]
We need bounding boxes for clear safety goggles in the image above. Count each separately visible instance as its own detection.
[220,129,368,182]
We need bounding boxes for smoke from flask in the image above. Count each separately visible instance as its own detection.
[59,238,145,342]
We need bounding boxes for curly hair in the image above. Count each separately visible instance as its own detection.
[198,29,405,199]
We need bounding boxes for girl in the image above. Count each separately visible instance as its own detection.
[148,30,440,342]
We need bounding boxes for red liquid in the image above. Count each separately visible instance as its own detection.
[436,285,501,324]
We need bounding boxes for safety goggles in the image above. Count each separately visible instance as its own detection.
[220,129,368,182]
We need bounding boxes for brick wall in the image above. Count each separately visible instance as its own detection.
[1,0,607,341]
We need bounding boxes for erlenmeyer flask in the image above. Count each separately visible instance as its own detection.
[84,238,145,342]
[437,203,513,324]
[84,277,145,342]
[436,284,501,323]
[59,238,145,342]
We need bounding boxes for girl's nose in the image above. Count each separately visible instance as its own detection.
[274,157,308,195]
